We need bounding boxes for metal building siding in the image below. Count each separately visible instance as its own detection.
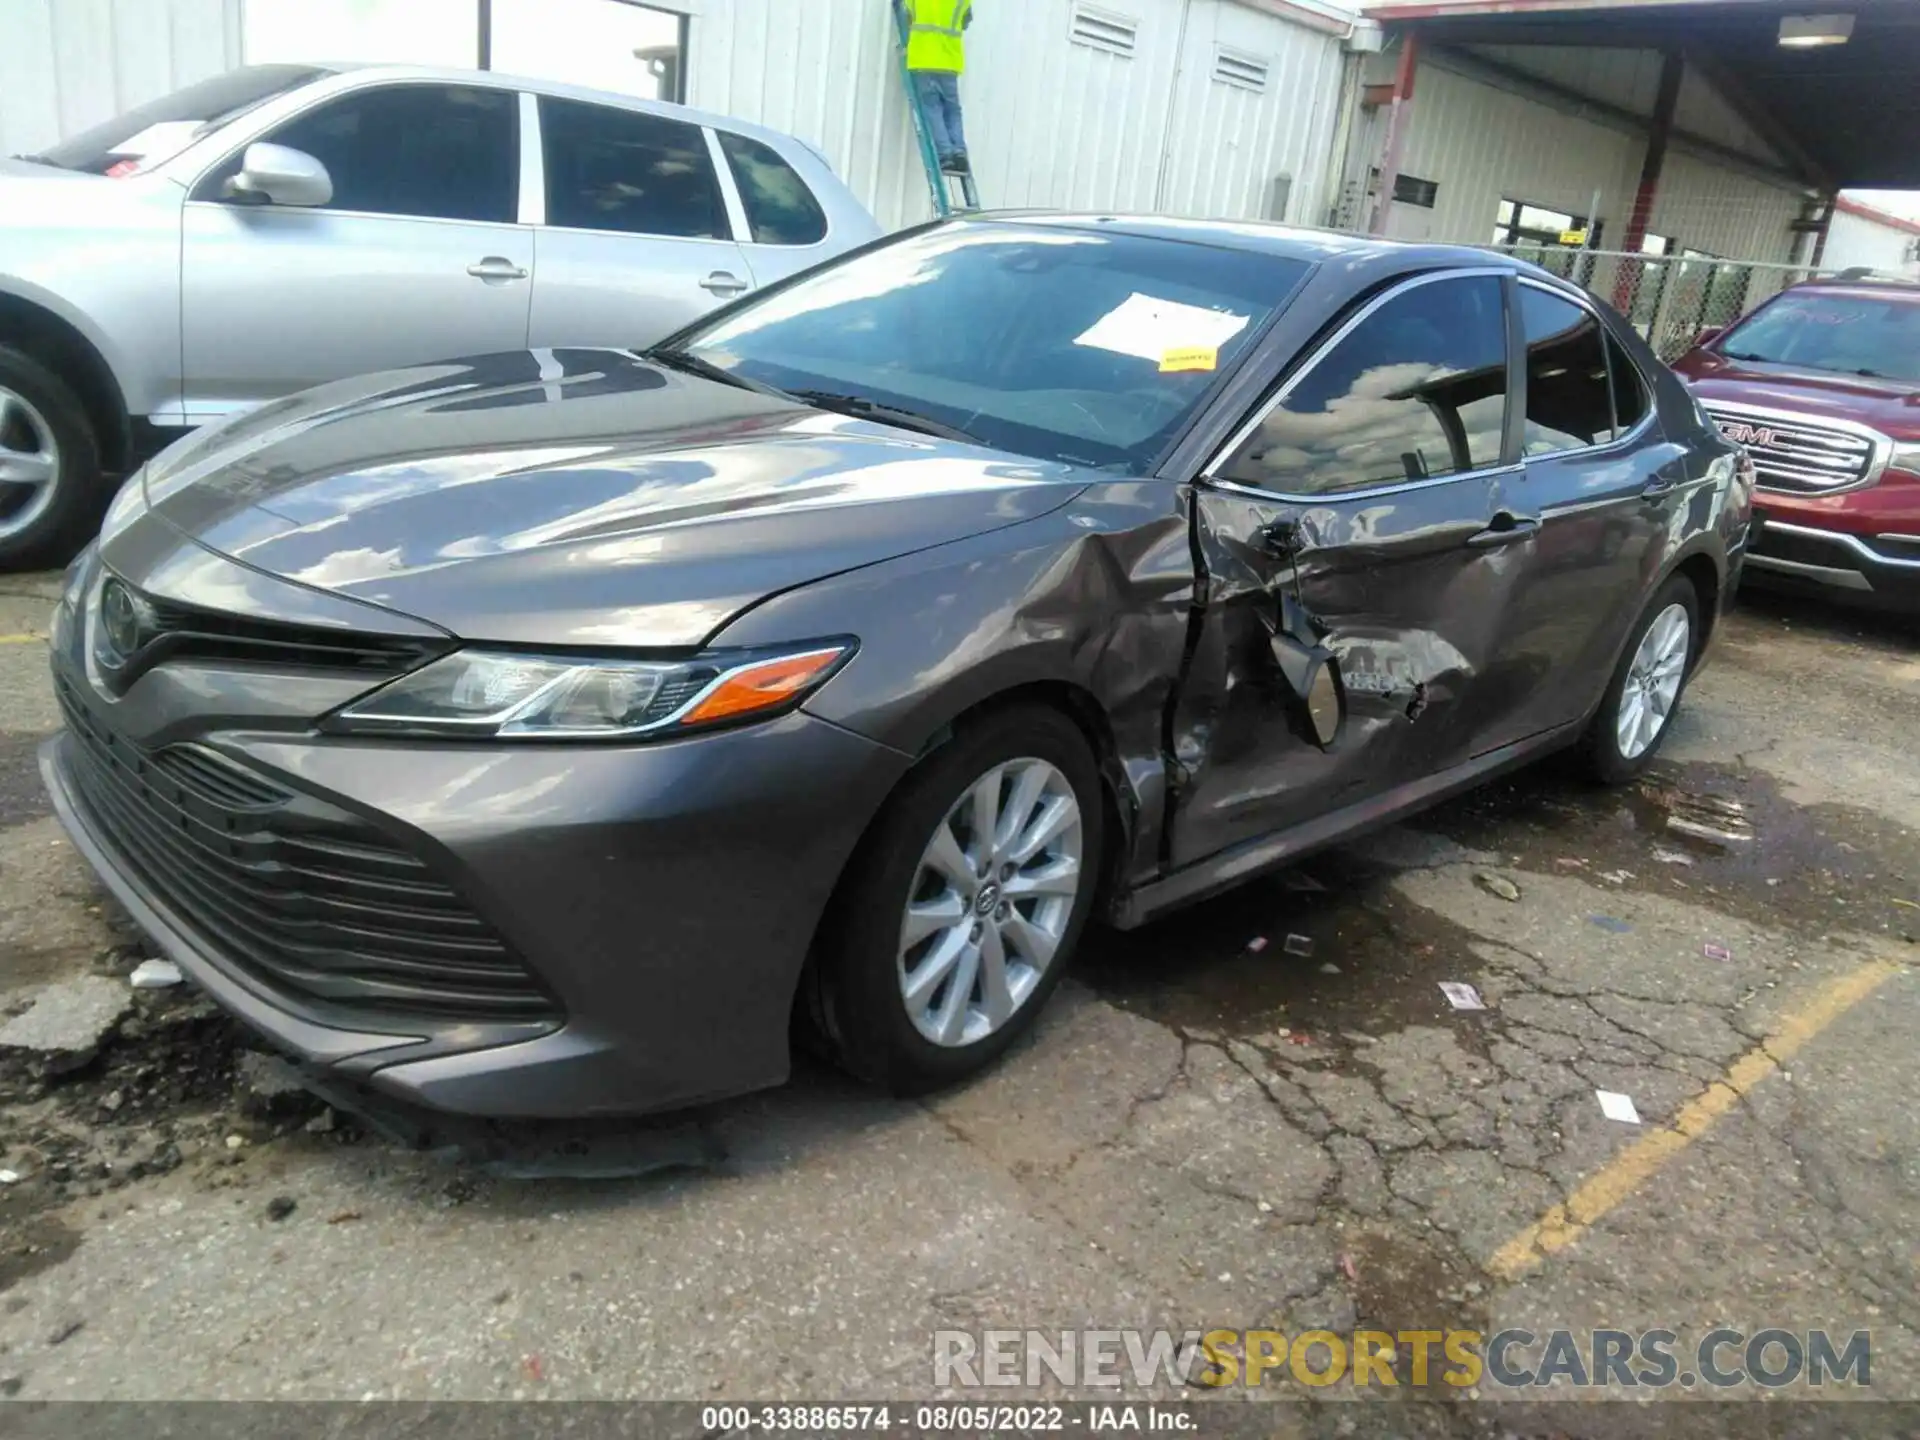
[1467,43,1662,116]
[1155,0,1347,223]
[0,0,241,158]
[1670,68,1778,167]
[1649,149,1806,263]
[1399,59,1641,246]
[685,0,1339,232]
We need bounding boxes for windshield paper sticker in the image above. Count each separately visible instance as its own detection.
[1076,293,1250,364]
[1160,346,1219,374]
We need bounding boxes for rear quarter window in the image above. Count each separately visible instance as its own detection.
[716,130,828,246]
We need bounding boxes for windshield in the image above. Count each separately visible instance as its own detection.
[27,65,327,176]
[675,222,1309,472]
[1716,289,1920,383]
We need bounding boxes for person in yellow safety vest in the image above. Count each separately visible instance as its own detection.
[897,0,974,175]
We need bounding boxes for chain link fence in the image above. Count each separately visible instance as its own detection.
[1485,244,1844,360]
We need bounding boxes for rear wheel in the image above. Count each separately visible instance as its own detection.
[1584,576,1699,785]
[810,706,1104,1094]
[0,346,104,571]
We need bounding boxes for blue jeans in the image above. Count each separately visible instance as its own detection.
[912,70,968,166]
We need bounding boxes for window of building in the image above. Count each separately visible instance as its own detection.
[1493,198,1604,250]
[1518,287,1613,453]
[1220,275,1509,495]
[1393,173,1439,208]
[199,83,518,223]
[717,130,828,246]
[540,96,728,239]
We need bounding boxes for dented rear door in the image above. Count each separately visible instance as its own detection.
[1165,270,1525,870]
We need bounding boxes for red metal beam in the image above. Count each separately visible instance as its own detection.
[1612,49,1683,309]
[1367,34,1421,236]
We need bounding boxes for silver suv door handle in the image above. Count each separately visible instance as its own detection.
[467,257,528,282]
[700,270,750,296]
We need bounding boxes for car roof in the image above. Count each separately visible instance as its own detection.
[962,211,1586,290]
[300,62,812,153]
[1790,277,1920,302]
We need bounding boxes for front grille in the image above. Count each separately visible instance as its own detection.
[56,677,556,1023]
[140,593,445,675]
[1701,402,1881,495]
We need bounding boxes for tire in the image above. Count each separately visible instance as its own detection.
[1583,576,1700,786]
[0,345,105,572]
[809,705,1106,1094]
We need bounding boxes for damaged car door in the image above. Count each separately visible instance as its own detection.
[1169,269,1525,869]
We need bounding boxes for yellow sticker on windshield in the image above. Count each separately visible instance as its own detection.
[1160,346,1218,374]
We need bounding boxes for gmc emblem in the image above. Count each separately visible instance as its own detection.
[1716,421,1778,448]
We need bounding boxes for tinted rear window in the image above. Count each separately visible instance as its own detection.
[717,130,828,245]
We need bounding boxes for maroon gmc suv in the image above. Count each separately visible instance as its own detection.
[1671,276,1920,614]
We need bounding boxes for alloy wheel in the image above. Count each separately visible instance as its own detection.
[0,386,61,543]
[897,757,1084,1048]
[1616,601,1690,760]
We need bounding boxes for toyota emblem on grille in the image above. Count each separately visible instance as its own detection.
[97,578,146,664]
[1716,421,1777,448]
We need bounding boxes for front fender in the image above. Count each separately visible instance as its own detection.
[712,481,1196,891]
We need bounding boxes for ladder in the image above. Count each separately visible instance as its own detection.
[892,5,979,216]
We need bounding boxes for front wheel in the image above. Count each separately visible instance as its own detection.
[0,346,105,572]
[1584,576,1700,785]
[809,705,1105,1094]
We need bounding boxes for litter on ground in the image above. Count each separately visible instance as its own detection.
[1245,936,1268,953]
[1596,1091,1642,1125]
[1283,934,1313,956]
[1474,872,1522,902]
[1703,943,1733,962]
[1589,915,1632,934]
[1439,981,1486,1011]
[129,959,183,990]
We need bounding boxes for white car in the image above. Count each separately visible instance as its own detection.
[0,63,883,568]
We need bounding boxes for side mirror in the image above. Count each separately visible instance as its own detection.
[223,143,332,208]
[1694,324,1725,347]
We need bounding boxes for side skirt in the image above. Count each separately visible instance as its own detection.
[1109,719,1583,929]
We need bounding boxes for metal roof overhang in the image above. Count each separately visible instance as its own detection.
[1364,0,1920,189]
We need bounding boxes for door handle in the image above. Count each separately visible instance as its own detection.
[1466,512,1541,547]
[1642,475,1680,501]
[467,256,528,282]
[700,270,751,296]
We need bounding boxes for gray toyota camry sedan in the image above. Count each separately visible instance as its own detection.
[42,215,1753,1118]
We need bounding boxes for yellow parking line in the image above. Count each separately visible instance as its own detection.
[1487,958,1903,1282]
[0,634,44,645]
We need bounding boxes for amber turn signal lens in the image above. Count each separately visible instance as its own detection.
[679,647,848,726]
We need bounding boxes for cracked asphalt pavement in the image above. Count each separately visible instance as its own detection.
[0,573,1913,1425]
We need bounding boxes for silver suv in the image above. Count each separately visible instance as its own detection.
[0,64,882,568]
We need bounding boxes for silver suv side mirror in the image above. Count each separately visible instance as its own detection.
[223,143,333,208]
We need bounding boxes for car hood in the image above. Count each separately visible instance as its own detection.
[135,348,1091,648]
[1674,348,1920,437]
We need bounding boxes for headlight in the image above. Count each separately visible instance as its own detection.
[326,641,853,740]
[1889,442,1920,474]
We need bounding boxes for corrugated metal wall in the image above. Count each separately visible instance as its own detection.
[1397,60,1642,247]
[1399,53,1808,262]
[1825,209,1920,277]
[0,0,241,158]
[1156,0,1347,223]
[1649,149,1805,261]
[685,0,1347,233]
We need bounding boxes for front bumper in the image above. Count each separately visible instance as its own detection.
[1743,515,1920,612]
[45,664,911,1118]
